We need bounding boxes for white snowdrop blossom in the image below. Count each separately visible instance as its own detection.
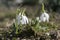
[16,13,28,25]
[40,12,49,22]
[16,13,21,25]
[21,15,28,24]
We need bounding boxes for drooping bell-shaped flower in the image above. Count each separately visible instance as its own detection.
[16,13,21,25]
[40,3,49,22]
[21,15,28,24]
[40,11,49,22]
[16,8,29,25]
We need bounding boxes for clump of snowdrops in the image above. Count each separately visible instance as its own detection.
[11,3,58,35]
[14,8,31,34]
[15,8,27,34]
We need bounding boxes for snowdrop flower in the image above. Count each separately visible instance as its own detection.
[40,3,49,22]
[40,11,49,22]
[16,12,28,25]
[16,13,21,25]
[21,15,28,24]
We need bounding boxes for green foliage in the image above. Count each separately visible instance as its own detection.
[16,8,20,15]
[22,8,26,15]
[16,8,26,15]
[12,37,17,40]
[15,21,19,34]
[41,3,45,12]
[31,19,58,34]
